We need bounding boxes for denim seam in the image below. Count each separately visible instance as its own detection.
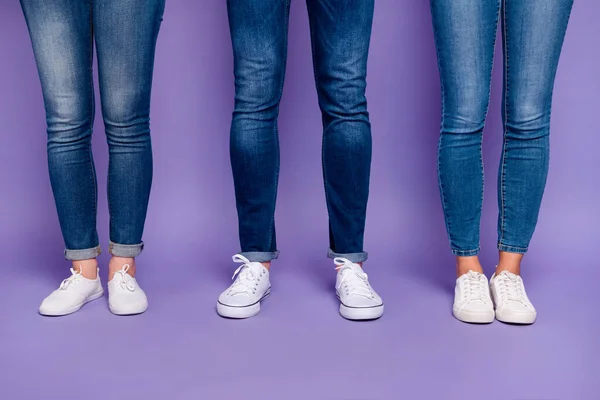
[430,1,451,250]
[481,1,502,239]
[265,0,290,252]
[307,3,338,253]
[499,0,509,247]
[88,0,99,249]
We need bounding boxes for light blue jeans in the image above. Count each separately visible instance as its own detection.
[430,0,573,256]
[20,0,165,260]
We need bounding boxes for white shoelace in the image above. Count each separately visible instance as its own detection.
[462,271,490,304]
[228,254,260,296]
[114,264,136,292]
[495,272,528,305]
[59,267,83,290]
[334,257,374,299]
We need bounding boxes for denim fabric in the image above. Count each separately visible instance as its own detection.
[20,0,165,260]
[227,0,374,263]
[430,0,573,256]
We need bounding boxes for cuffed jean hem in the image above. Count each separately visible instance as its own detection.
[498,243,528,254]
[109,241,144,258]
[451,247,480,257]
[327,248,368,263]
[239,251,279,263]
[64,246,102,261]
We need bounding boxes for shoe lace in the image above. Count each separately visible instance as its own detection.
[229,254,258,296]
[59,267,83,290]
[334,257,374,299]
[463,271,490,304]
[497,272,527,305]
[114,264,136,292]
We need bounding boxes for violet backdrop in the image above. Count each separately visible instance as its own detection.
[0,1,598,399]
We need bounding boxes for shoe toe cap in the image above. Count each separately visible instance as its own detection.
[39,292,85,315]
[456,301,493,314]
[218,292,253,307]
[109,290,148,315]
[342,295,383,308]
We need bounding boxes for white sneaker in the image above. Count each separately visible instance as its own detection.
[334,258,383,320]
[39,267,104,316]
[108,264,148,316]
[490,270,536,324]
[453,271,495,324]
[216,254,271,319]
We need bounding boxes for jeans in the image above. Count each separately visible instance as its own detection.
[430,0,573,256]
[227,0,374,263]
[20,0,165,260]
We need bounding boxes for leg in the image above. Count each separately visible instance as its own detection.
[497,0,573,274]
[20,0,100,277]
[227,0,291,265]
[430,0,500,275]
[306,0,374,264]
[307,1,383,321]
[215,0,290,319]
[93,0,165,280]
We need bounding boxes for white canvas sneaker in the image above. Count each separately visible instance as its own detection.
[39,267,104,316]
[334,258,383,320]
[108,264,148,316]
[490,270,536,324]
[217,254,271,319]
[453,271,495,324]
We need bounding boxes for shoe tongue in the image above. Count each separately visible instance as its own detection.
[342,266,365,281]
[113,271,133,284]
[498,271,519,282]
[466,271,483,280]
[247,262,267,275]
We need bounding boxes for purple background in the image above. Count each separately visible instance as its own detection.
[1,1,599,399]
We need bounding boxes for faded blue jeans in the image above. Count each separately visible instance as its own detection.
[20,0,165,260]
[227,0,374,263]
[430,0,573,256]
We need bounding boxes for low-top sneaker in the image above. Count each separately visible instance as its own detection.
[335,258,383,320]
[217,254,271,319]
[453,271,495,323]
[490,270,536,324]
[108,264,148,316]
[39,267,103,316]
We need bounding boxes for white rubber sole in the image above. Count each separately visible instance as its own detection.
[339,303,384,321]
[495,309,536,325]
[39,289,104,316]
[216,291,270,319]
[109,301,148,316]
[453,307,495,324]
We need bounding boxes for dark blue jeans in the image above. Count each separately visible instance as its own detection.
[227,0,374,264]
[430,0,573,256]
[20,0,165,260]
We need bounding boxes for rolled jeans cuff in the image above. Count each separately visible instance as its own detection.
[64,246,102,261]
[498,243,528,254]
[327,248,368,263]
[109,241,144,258]
[239,251,279,263]
[451,247,480,257]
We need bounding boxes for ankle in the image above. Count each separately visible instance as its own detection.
[496,251,523,276]
[261,262,271,271]
[72,259,98,279]
[495,264,520,276]
[456,256,483,277]
[108,257,136,280]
